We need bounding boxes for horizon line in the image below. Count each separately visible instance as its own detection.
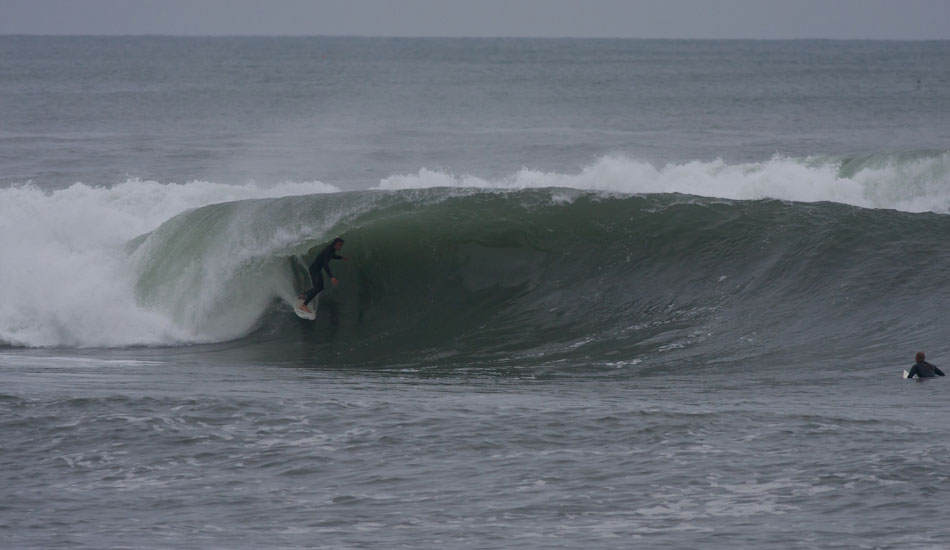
[2,33,949,42]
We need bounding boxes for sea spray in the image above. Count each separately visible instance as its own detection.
[0,179,337,347]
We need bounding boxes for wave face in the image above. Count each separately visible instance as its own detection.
[3,152,950,367]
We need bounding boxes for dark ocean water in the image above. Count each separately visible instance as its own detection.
[3,37,950,549]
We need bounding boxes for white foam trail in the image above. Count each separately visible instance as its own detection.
[377,153,950,213]
[0,179,337,347]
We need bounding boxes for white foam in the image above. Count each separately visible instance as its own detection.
[377,153,950,213]
[0,179,337,347]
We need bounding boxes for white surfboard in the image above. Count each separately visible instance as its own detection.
[293,298,316,320]
[903,369,910,379]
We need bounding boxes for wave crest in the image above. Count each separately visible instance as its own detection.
[378,151,950,213]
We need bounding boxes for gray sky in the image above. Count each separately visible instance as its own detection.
[2,0,949,40]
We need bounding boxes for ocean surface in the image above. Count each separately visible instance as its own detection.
[3,36,950,549]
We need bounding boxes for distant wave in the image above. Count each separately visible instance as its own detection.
[379,151,950,213]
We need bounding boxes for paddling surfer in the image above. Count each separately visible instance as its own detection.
[906,351,945,379]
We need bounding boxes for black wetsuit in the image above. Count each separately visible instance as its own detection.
[906,360,945,379]
[301,241,343,306]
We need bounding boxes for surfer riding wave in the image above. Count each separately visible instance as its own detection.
[297,237,345,314]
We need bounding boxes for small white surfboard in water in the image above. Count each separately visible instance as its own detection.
[293,298,316,320]
[903,370,910,379]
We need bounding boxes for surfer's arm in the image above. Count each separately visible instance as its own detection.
[906,366,918,379]
[936,366,946,376]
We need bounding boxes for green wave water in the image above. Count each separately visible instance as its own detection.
[126,187,950,369]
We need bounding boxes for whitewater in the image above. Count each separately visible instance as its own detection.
[0,179,338,347]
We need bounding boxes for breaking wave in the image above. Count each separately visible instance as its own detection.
[2,152,949,368]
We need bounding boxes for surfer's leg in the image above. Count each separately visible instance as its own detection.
[301,271,324,306]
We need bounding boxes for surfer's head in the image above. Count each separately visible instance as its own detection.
[331,237,344,250]
[916,351,926,362]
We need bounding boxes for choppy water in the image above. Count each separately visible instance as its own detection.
[6,349,950,549]
[3,37,950,549]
